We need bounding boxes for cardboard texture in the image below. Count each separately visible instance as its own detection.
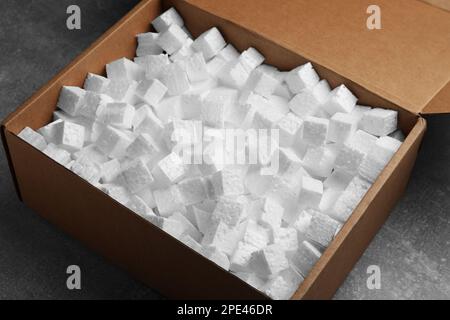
[421,0,450,12]
[0,0,447,299]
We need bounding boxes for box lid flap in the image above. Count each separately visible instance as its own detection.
[186,0,450,115]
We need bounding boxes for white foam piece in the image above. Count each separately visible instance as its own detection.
[361,108,398,136]
[319,188,342,214]
[42,143,72,166]
[334,129,378,174]
[136,33,163,56]
[324,169,354,190]
[259,197,284,231]
[244,167,274,197]
[126,133,160,159]
[153,95,183,124]
[211,197,247,228]
[202,246,231,270]
[292,209,313,237]
[98,102,135,129]
[156,24,189,55]
[202,88,238,128]
[180,234,203,254]
[152,7,184,33]
[121,158,154,194]
[18,127,47,151]
[289,79,331,118]
[206,56,228,78]
[126,195,155,220]
[359,136,402,182]
[218,59,250,89]
[263,267,303,300]
[106,58,145,82]
[73,144,108,164]
[211,166,247,197]
[350,104,372,125]
[80,91,113,120]
[136,187,156,209]
[83,73,111,94]
[152,152,187,187]
[290,240,321,277]
[192,27,227,60]
[327,112,358,143]
[135,54,170,80]
[202,219,247,257]
[298,176,323,210]
[170,211,202,242]
[135,79,168,106]
[285,62,320,94]
[389,129,405,142]
[302,116,330,146]
[57,86,86,116]
[184,52,210,82]
[230,241,259,272]
[135,105,166,141]
[153,185,185,217]
[170,38,194,62]
[302,145,338,178]
[177,177,208,206]
[242,220,270,250]
[273,227,298,254]
[95,125,133,158]
[100,183,131,205]
[267,176,301,225]
[239,47,265,72]
[51,120,85,152]
[100,159,121,183]
[322,84,357,115]
[178,94,202,120]
[243,68,280,98]
[305,210,340,247]
[193,205,212,234]
[330,176,371,222]
[106,79,138,104]
[159,62,190,96]
[217,44,239,62]
[249,244,289,279]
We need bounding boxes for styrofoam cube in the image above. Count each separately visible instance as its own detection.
[153,185,184,217]
[156,24,189,55]
[276,148,302,175]
[106,79,139,104]
[218,59,250,89]
[206,56,228,78]
[121,158,154,194]
[242,220,270,250]
[330,176,371,222]
[243,68,280,98]
[285,62,320,94]
[239,47,265,72]
[273,227,298,254]
[98,102,135,129]
[184,52,210,82]
[211,166,247,197]
[170,211,202,242]
[249,244,289,279]
[267,94,290,115]
[73,144,108,164]
[319,188,342,214]
[334,129,378,174]
[359,136,402,182]
[322,84,357,115]
[263,267,304,300]
[100,183,132,205]
[292,209,313,236]
[170,38,194,62]
[18,127,47,151]
[230,241,259,272]
[126,133,160,159]
[178,94,202,120]
[42,143,72,166]
[83,73,111,94]
[80,91,113,120]
[152,152,187,187]
[298,176,323,210]
[159,62,190,96]
[152,7,184,33]
[274,113,303,148]
[95,125,133,158]
[259,197,284,230]
[290,240,321,277]
[327,112,358,143]
[302,116,329,146]
[361,108,398,136]
[211,197,247,227]
[126,195,155,220]
[389,129,405,142]
[70,156,102,185]
[324,169,354,190]
[135,79,168,106]
[192,27,227,60]
[302,145,338,178]
[180,234,203,254]
[202,88,237,128]
[244,167,274,197]
[350,104,371,124]
[201,246,230,270]
[136,187,156,209]
[52,121,85,151]
[134,106,165,140]
[57,86,86,116]
[305,210,340,247]
[177,177,208,206]
[217,44,239,62]
[202,219,247,257]
[289,80,331,118]
[134,54,170,80]
[100,159,121,183]
[106,57,145,82]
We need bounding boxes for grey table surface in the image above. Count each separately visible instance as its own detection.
[0,0,449,300]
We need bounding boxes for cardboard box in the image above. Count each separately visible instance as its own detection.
[1,0,449,299]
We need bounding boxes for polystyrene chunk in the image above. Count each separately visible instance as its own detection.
[121,159,154,194]
[230,241,259,272]
[156,24,189,55]
[83,73,111,94]
[290,240,322,277]
[273,227,298,254]
[285,62,320,94]
[153,185,184,217]
[263,267,304,300]
[126,195,155,220]
[361,108,398,136]
[211,166,247,197]
[170,211,202,242]
[322,84,357,115]
[95,125,133,158]
[180,234,203,253]
[274,113,303,148]
[106,57,145,82]
[298,176,323,210]
[178,94,202,120]
[218,59,250,89]
[201,219,247,257]
[350,105,372,124]
[100,183,131,205]
[134,106,165,140]
[159,62,190,96]
[98,102,135,129]
[170,38,194,62]
[327,112,358,143]
[217,44,239,62]
[305,210,340,247]
[152,7,184,32]
[80,91,113,120]
[18,127,47,151]
[152,152,187,187]
[135,79,168,106]
[202,88,238,128]
[243,68,280,98]
[192,27,227,60]
[249,244,289,279]
[184,52,210,82]
[100,159,121,183]
[57,86,86,116]
[135,187,156,209]
[177,177,208,206]
[127,133,160,160]
[239,47,265,72]
[334,129,378,174]
[324,169,354,190]
[302,116,329,146]
[242,220,270,250]
[319,188,342,214]
[302,145,338,178]
[43,143,72,166]
[211,197,247,228]
[289,80,331,118]
[202,246,231,270]
[330,176,371,222]
[292,209,313,237]
[267,176,301,225]
[73,144,108,164]
[359,136,402,182]
[106,79,139,104]
[52,121,85,152]
[134,54,170,80]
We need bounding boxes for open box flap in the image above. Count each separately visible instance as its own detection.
[185,0,450,115]
[421,0,450,12]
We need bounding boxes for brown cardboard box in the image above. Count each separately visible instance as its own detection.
[1,0,449,299]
